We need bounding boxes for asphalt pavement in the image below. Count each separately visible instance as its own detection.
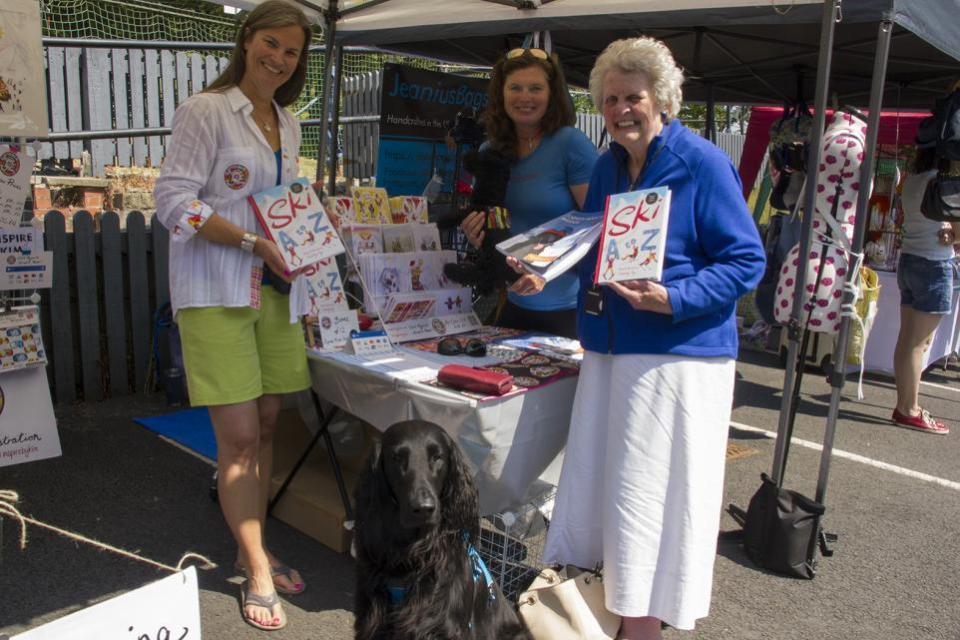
[1,345,958,639]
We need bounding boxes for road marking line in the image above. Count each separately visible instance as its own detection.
[729,421,960,492]
[920,379,960,394]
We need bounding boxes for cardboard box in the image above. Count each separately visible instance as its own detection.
[270,409,366,553]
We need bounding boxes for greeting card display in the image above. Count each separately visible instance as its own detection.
[324,196,356,223]
[0,306,46,373]
[389,196,428,223]
[249,177,345,271]
[341,224,384,260]
[351,186,391,224]
[595,186,671,284]
[302,257,348,316]
[382,224,416,253]
[412,223,441,251]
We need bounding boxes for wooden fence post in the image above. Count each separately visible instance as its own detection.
[73,211,103,402]
[101,212,130,396]
[127,212,152,393]
[45,211,76,404]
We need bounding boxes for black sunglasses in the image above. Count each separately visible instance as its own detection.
[437,337,487,357]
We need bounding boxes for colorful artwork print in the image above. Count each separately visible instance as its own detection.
[249,177,346,271]
[325,196,356,223]
[389,196,428,224]
[0,307,47,372]
[412,223,441,251]
[382,224,416,253]
[302,257,348,315]
[351,186,391,224]
[595,186,671,284]
[223,164,249,190]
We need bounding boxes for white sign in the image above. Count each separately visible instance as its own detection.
[0,1,49,137]
[0,146,33,229]
[0,365,60,468]
[382,311,482,344]
[12,568,201,640]
[0,251,52,290]
[0,227,43,255]
[316,309,360,351]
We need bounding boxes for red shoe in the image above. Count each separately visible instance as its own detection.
[891,408,950,435]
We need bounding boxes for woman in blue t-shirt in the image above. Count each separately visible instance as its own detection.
[460,47,597,338]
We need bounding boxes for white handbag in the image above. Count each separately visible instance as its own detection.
[517,567,622,640]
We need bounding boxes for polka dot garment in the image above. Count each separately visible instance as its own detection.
[774,111,868,333]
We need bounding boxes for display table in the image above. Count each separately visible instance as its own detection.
[860,269,960,375]
[306,344,578,516]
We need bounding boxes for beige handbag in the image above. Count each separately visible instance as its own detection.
[517,568,622,639]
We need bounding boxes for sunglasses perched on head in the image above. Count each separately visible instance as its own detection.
[506,47,549,61]
[437,337,488,357]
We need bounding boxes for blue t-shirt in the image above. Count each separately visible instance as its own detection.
[503,126,598,311]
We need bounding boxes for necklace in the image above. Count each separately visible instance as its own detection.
[519,129,542,152]
[252,111,273,133]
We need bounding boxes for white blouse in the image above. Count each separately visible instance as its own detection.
[154,86,309,322]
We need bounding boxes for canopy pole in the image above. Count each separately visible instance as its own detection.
[705,83,716,141]
[770,0,841,487]
[327,44,344,195]
[315,0,339,187]
[815,19,893,506]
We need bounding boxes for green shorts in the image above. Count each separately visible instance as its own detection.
[176,286,310,406]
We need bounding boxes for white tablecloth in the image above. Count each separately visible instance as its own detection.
[307,348,577,515]
[861,269,960,375]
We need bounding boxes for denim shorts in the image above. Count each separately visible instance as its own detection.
[897,253,956,314]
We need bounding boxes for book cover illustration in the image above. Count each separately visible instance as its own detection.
[351,186,391,224]
[412,223,441,251]
[324,196,355,223]
[0,307,46,372]
[382,224,416,253]
[302,257,348,316]
[495,210,603,282]
[249,177,345,272]
[389,196,428,224]
[433,287,472,316]
[594,186,671,285]
[382,292,437,324]
[313,310,360,351]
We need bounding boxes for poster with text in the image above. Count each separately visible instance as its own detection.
[376,64,489,198]
[0,0,49,137]
[0,365,60,468]
[12,567,201,639]
[0,145,34,229]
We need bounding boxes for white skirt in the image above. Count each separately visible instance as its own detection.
[542,351,735,630]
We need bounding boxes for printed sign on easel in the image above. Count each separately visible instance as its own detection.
[0,365,60,468]
[0,1,49,137]
[11,567,201,639]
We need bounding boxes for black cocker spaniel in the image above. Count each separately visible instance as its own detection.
[352,420,530,640]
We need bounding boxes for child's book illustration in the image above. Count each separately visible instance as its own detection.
[249,178,345,271]
[594,186,671,285]
[351,186,391,224]
[341,224,383,258]
[412,223,441,251]
[382,224,416,253]
[496,210,603,282]
[324,196,355,223]
[302,257,348,316]
[389,196,428,224]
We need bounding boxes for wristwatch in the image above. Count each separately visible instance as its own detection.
[240,232,258,253]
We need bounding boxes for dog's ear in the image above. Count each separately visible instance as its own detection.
[440,431,480,537]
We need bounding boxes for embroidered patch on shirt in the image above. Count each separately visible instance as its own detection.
[223,163,250,190]
[250,266,263,310]
[0,151,21,177]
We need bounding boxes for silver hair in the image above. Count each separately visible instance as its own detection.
[589,37,684,118]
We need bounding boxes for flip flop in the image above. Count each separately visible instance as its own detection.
[234,562,307,595]
[240,582,287,631]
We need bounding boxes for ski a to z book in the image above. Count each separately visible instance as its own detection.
[249,177,345,272]
[594,186,671,285]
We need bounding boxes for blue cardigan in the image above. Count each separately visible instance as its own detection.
[577,119,765,358]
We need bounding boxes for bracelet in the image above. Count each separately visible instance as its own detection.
[240,232,258,253]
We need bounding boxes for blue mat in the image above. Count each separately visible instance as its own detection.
[134,407,217,461]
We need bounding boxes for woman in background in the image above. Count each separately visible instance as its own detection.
[460,46,597,338]
[154,1,313,630]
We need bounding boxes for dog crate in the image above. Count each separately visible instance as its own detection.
[477,484,556,602]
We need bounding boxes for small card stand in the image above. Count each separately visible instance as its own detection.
[348,329,393,357]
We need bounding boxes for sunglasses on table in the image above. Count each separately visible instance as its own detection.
[437,337,488,357]
[506,47,549,61]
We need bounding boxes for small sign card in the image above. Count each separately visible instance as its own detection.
[249,177,345,272]
[11,567,201,639]
[0,145,33,229]
[0,251,53,290]
[0,306,46,372]
[315,309,360,351]
[595,186,671,284]
[381,311,482,344]
[0,365,60,468]
[0,227,43,256]
[349,329,393,356]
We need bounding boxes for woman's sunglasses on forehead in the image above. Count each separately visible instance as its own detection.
[506,47,549,61]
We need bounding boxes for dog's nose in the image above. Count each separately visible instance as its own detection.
[412,489,436,516]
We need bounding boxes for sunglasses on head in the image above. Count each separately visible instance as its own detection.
[506,47,549,61]
[437,337,488,357]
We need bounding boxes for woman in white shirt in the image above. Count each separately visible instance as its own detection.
[891,146,959,436]
[154,1,313,630]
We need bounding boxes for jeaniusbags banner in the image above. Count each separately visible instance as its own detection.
[375,64,489,197]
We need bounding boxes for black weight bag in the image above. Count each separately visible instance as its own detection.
[916,88,960,161]
[729,473,830,579]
